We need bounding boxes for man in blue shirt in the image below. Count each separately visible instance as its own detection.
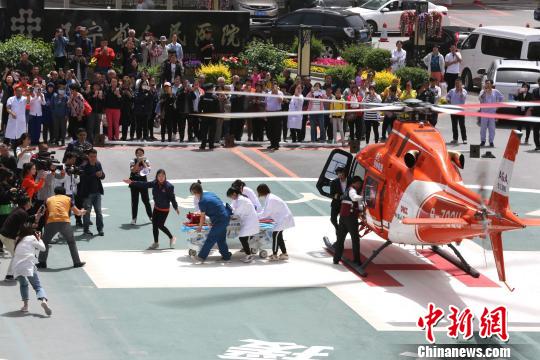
[190,182,231,263]
[479,80,504,147]
[53,28,69,70]
[446,78,468,145]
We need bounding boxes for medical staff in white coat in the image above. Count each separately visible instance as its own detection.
[256,184,294,261]
[287,85,304,143]
[5,87,29,144]
[231,179,261,210]
[227,187,260,263]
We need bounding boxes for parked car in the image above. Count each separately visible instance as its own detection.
[535,7,540,21]
[287,0,369,12]
[348,0,449,34]
[402,26,473,66]
[230,0,279,23]
[459,26,540,90]
[250,8,372,58]
[478,59,540,101]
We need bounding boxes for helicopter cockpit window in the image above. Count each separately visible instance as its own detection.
[364,177,378,209]
[351,162,366,182]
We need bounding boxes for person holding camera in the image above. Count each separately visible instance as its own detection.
[56,152,82,226]
[0,195,44,280]
[79,149,105,236]
[65,128,93,166]
[129,148,152,225]
[36,186,86,269]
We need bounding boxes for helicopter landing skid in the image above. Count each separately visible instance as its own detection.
[323,236,392,278]
[431,244,480,278]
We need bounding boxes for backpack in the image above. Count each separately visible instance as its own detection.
[83,99,92,116]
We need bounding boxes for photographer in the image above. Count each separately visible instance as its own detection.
[55,152,82,226]
[129,148,152,225]
[0,195,44,280]
[65,128,93,166]
[0,168,16,254]
[37,186,86,269]
[79,149,105,236]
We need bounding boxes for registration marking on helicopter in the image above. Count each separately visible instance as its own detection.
[81,216,540,332]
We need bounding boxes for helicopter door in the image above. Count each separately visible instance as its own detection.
[363,176,384,229]
[316,149,354,198]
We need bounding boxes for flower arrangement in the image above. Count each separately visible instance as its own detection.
[284,58,297,69]
[221,56,246,69]
[311,65,326,74]
[88,57,97,68]
[400,11,443,37]
[311,58,348,66]
[196,63,232,84]
[400,10,416,36]
[361,70,398,93]
[183,59,202,69]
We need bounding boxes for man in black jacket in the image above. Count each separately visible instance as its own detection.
[175,80,194,142]
[198,84,219,150]
[160,51,183,85]
[79,149,105,236]
[532,78,540,151]
[329,166,348,236]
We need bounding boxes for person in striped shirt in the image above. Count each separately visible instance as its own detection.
[362,85,382,144]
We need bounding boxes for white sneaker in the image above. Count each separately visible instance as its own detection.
[147,243,159,250]
[170,236,176,249]
[131,219,137,225]
[268,254,279,261]
[41,301,52,316]
[241,254,255,263]
[279,253,289,261]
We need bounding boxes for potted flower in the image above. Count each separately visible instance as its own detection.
[222,56,248,77]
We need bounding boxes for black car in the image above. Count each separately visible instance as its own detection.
[287,0,368,11]
[250,8,372,58]
[403,26,474,67]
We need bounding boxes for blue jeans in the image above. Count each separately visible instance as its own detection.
[83,193,103,232]
[28,115,42,145]
[18,268,47,301]
[310,114,325,142]
[198,218,231,260]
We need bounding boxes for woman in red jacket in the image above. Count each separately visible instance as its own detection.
[20,162,44,201]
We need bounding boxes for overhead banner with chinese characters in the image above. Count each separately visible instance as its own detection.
[1,7,249,59]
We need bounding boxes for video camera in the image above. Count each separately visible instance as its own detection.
[56,164,83,176]
[72,142,93,163]
[32,151,61,171]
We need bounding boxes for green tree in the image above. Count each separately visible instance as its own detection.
[240,40,288,77]
[395,67,430,90]
[290,36,325,60]
[364,48,391,72]
[0,35,55,74]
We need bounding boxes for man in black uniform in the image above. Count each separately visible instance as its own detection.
[329,166,348,236]
[333,176,363,265]
[532,77,540,151]
[198,83,219,150]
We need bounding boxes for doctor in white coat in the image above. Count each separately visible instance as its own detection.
[227,187,260,263]
[5,87,29,143]
[256,183,294,261]
[231,179,261,210]
[287,85,304,143]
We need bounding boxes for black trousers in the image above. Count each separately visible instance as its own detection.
[135,113,151,139]
[232,118,245,141]
[325,115,333,140]
[517,123,531,142]
[130,186,152,220]
[290,129,301,142]
[121,112,135,140]
[533,124,540,148]
[282,117,288,140]
[161,116,175,142]
[299,115,308,142]
[188,115,200,141]
[199,117,216,149]
[347,115,363,140]
[330,205,340,236]
[451,115,467,141]
[68,116,84,140]
[272,230,286,255]
[177,113,188,141]
[267,116,282,148]
[0,213,8,249]
[252,118,265,141]
[152,208,173,243]
[239,236,252,255]
[364,120,379,144]
[381,115,395,139]
[74,194,84,225]
[445,73,459,91]
[333,215,360,264]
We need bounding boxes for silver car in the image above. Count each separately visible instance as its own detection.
[479,59,540,101]
[231,0,279,23]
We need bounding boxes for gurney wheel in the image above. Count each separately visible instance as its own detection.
[251,248,258,255]
[259,250,268,259]
[188,249,197,257]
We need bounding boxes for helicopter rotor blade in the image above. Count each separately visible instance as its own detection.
[431,106,540,123]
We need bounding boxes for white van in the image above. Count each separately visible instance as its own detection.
[459,26,540,90]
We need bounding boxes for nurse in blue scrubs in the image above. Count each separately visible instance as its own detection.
[190,181,232,264]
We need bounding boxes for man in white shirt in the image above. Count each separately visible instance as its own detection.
[28,85,46,145]
[391,40,407,73]
[444,45,462,91]
[5,87,29,143]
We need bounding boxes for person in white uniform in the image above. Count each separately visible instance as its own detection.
[12,224,52,315]
[256,184,294,261]
[5,87,29,144]
[287,85,304,143]
[231,179,261,210]
[227,187,260,263]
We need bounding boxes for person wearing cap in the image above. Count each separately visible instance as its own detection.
[159,82,176,142]
[198,29,215,65]
[157,36,169,65]
[329,166,349,237]
[198,83,219,150]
